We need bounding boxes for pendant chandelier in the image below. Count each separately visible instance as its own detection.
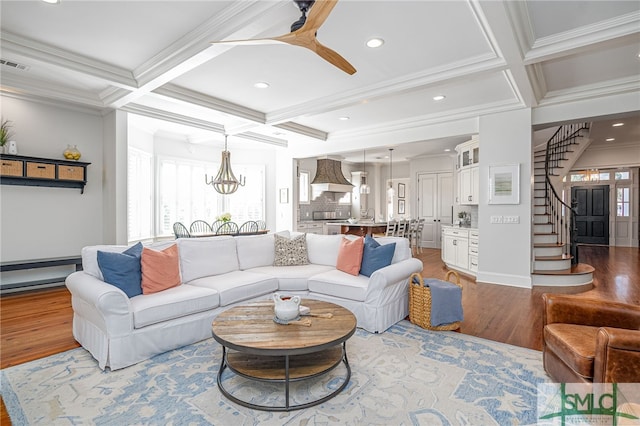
[387,148,395,197]
[205,134,245,194]
[359,149,370,194]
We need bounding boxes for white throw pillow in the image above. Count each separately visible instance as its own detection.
[178,236,239,283]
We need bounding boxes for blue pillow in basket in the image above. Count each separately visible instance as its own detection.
[415,276,463,327]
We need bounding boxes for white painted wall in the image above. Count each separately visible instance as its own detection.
[0,95,104,261]
[477,109,533,288]
[573,143,640,170]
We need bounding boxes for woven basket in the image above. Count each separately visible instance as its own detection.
[408,270,462,331]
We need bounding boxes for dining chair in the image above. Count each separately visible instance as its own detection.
[395,220,408,238]
[385,220,397,237]
[409,219,425,254]
[238,221,259,234]
[256,220,267,230]
[172,222,191,239]
[190,220,212,234]
[216,221,239,235]
[210,220,223,232]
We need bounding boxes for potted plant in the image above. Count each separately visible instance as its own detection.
[0,118,14,152]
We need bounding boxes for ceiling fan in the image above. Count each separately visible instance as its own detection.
[211,0,356,75]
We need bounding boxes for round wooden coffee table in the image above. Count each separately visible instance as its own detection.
[211,298,357,411]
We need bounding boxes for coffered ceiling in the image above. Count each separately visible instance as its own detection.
[1,0,638,163]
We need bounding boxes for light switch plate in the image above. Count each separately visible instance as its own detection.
[490,215,503,224]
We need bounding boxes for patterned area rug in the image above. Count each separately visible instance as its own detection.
[1,320,549,425]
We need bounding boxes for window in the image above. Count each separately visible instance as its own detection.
[128,148,153,241]
[615,171,630,180]
[299,170,310,204]
[158,157,264,237]
[617,187,630,217]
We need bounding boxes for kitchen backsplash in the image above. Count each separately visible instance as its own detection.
[299,192,351,221]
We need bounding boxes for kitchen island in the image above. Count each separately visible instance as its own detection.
[325,222,388,237]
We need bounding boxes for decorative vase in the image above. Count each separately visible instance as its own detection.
[63,144,81,161]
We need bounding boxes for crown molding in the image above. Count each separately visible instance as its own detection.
[121,103,224,134]
[538,76,640,107]
[133,1,287,87]
[0,86,103,116]
[1,31,137,89]
[0,73,105,108]
[153,84,265,124]
[266,53,504,125]
[236,132,288,148]
[274,122,328,141]
[329,98,523,142]
[524,11,640,64]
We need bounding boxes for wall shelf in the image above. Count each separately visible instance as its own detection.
[0,153,90,194]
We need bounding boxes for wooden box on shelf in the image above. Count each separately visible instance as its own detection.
[0,153,91,193]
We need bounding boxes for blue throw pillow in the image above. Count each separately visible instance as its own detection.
[97,242,143,298]
[359,235,396,277]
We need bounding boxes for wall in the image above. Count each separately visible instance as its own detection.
[0,95,104,261]
[477,108,533,288]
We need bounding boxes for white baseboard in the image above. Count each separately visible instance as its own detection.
[475,271,532,289]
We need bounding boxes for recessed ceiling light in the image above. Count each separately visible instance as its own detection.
[433,95,446,101]
[606,138,615,142]
[612,122,624,127]
[41,0,60,3]
[338,116,350,121]
[366,38,384,48]
[444,148,451,152]
[253,82,269,89]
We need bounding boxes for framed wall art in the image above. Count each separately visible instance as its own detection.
[398,199,406,214]
[489,164,520,204]
[279,188,289,204]
[398,183,405,198]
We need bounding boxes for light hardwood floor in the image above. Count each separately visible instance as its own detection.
[1,245,638,423]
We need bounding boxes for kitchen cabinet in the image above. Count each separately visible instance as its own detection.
[455,136,479,205]
[456,136,479,169]
[296,222,323,235]
[458,165,479,205]
[442,226,478,277]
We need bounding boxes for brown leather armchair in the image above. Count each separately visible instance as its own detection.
[543,294,640,383]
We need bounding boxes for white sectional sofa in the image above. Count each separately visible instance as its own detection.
[66,232,423,370]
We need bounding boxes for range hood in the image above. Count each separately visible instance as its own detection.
[310,159,354,193]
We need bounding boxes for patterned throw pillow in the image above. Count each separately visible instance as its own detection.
[273,234,309,266]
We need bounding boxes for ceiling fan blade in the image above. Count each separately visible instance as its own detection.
[300,0,338,32]
[313,41,357,75]
[211,38,286,46]
[273,33,356,75]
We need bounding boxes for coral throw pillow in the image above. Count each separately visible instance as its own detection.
[141,244,181,294]
[336,237,364,276]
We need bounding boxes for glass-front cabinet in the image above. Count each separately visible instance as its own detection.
[456,136,479,169]
[455,136,479,205]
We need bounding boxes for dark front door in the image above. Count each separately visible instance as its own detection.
[572,185,609,245]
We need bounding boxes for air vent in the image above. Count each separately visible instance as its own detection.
[0,59,30,71]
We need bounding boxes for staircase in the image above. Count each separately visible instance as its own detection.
[531,123,595,287]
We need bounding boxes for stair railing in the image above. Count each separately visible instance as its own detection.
[543,123,590,265]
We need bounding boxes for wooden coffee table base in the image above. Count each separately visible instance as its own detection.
[217,343,351,411]
[212,299,356,412]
